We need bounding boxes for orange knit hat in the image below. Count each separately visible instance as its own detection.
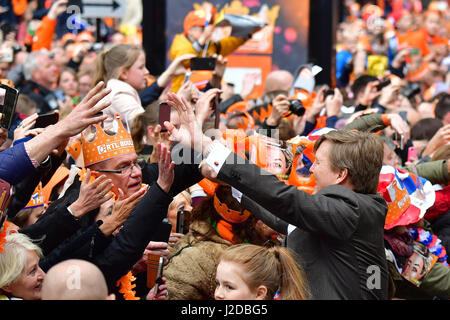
[80,114,136,167]
[184,10,206,34]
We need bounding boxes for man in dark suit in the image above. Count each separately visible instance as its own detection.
[164,92,389,300]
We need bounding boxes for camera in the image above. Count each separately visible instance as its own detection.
[288,99,305,116]
[89,42,103,53]
[402,83,420,100]
[323,89,335,100]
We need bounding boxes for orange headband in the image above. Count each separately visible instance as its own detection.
[213,194,251,224]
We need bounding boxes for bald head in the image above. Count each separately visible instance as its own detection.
[41,259,114,300]
[264,70,294,93]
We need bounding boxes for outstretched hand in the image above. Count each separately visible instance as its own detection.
[156,143,175,194]
[100,187,147,236]
[55,81,110,138]
[69,168,114,218]
[164,92,206,152]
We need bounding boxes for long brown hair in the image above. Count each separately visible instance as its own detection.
[93,44,142,85]
[219,244,311,300]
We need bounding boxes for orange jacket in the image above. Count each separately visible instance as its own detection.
[169,33,246,92]
[12,0,27,16]
[31,16,57,52]
[409,28,448,57]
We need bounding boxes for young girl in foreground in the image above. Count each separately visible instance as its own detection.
[215,244,311,300]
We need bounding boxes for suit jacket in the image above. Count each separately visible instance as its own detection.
[217,152,389,300]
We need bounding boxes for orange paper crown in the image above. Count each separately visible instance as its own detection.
[42,166,70,204]
[24,183,44,209]
[81,114,136,167]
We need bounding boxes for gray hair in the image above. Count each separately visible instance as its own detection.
[22,50,51,81]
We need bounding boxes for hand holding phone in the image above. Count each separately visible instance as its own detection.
[0,83,19,130]
[376,79,391,91]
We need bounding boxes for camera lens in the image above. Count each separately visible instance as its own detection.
[288,99,305,116]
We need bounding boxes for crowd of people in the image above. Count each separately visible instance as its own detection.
[0,0,449,301]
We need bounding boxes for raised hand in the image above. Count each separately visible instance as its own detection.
[13,113,40,142]
[69,169,114,219]
[422,124,450,157]
[149,124,173,164]
[100,187,147,236]
[387,113,410,142]
[325,88,343,117]
[195,88,222,124]
[360,81,381,106]
[47,0,68,20]
[156,143,175,193]
[164,92,206,152]
[266,94,290,127]
[54,81,110,138]
[305,86,327,123]
[158,54,198,88]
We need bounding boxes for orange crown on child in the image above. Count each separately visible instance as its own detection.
[80,114,136,167]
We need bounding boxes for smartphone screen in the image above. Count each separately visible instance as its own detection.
[214,95,220,129]
[151,220,172,243]
[153,256,164,294]
[190,57,216,71]
[34,112,59,128]
[159,102,171,132]
[0,84,19,130]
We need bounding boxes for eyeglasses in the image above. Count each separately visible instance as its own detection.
[97,161,142,175]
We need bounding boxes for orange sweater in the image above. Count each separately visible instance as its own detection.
[31,16,57,51]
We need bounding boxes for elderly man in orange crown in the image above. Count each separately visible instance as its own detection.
[19,112,203,298]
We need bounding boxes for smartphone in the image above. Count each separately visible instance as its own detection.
[159,101,171,132]
[323,89,335,100]
[407,146,418,162]
[214,95,220,129]
[147,254,163,289]
[176,207,187,234]
[376,79,391,91]
[0,48,13,63]
[0,83,19,130]
[153,256,164,294]
[34,112,59,128]
[151,219,172,243]
[89,42,103,53]
[190,57,216,71]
